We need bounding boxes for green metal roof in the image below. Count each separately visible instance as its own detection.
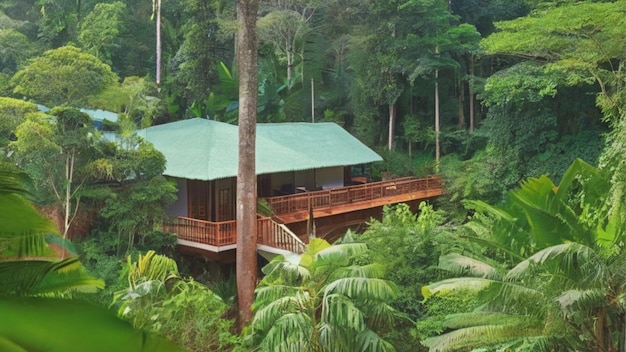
[137,118,382,181]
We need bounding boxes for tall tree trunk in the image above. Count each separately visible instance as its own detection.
[409,94,413,158]
[435,68,440,171]
[388,103,395,150]
[63,152,73,239]
[469,55,475,133]
[458,79,465,129]
[311,78,315,122]
[236,0,259,329]
[286,40,292,86]
[155,0,161,87]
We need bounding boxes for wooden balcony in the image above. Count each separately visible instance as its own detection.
[264,175,443,223]
[164,175,443,255]
[163,216,306,254]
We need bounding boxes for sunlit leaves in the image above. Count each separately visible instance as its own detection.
[248,238,398,351]
[11,46,119,107]
[483,2,626,68]
[424,159,626,351]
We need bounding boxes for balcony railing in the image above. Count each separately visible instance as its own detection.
[163,216,306,253]
[264,175,443,216]
[164,175,442,253]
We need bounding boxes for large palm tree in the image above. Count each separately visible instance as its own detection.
[421,159,625,351]
[246,238,399,352]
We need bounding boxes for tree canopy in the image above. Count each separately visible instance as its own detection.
[11,46,119,107]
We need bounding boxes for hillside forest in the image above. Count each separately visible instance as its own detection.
[2,0,626,351]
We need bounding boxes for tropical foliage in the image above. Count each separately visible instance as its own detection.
[354,203,460,351]
[0,162,103,296]
[0,297,185,352]
[2,1,626,350]
[0,163,182,351]
[246,238,399,352]
[114,250,239,351]
[11,46,119,107]
[356,203,450,318]
[422,159,625,351]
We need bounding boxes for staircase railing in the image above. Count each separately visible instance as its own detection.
[164,216,306,253]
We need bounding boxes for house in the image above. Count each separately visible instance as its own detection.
[138,118,443,261]
[37,104,118,130]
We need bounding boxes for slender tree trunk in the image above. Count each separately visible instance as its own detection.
[77,0,82,22]
[408,139,412,159]
[286,40,292,86]
[155,0,162,87]
[311,78,315,122]
[469,55,475,133]
[409,94,413,158]
[388,103,395,150]
[64,152,73,239]
[236,0,259,329]
[458,79,465,129]
[435,69,440,171]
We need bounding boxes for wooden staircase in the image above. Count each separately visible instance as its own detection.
[163,215,306,254]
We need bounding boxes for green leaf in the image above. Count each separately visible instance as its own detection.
[438,253,499,279]
[0,297,185,352]
[422,277,495,300]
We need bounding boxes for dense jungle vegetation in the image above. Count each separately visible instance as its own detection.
[2,0,626,351]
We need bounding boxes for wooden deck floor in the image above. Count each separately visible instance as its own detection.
[265,175,443,224]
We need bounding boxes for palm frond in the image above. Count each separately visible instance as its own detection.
[31,266,105,295]
[555,158,609,206]
[422,277,496,300]
[315,241,368,262]
[260,257,310,284]
[556,289,606,316]
[461,235,526,262]
[127,250,178,287]
[438,253,500,279]
[505,243,606,287]
[489,280,547,316]
[253,284,307,308]
[330,263,386,281]
[0,164,33,197]
[596,205,624,249]
[321,293,366,331]
[252,238,399,351]
[318,322,355,352]
[0,193,58,243]
[443,311,540,330]
[0,260,58,296]
[422,322,544,352]
[356,329,396,352]
[511,175,556,211]
[252,293,310,334]
[0,257,102,296]
[364,301,400,330]
[324,277,397,301]
[463,199,516,222]
[258,312,315,352]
